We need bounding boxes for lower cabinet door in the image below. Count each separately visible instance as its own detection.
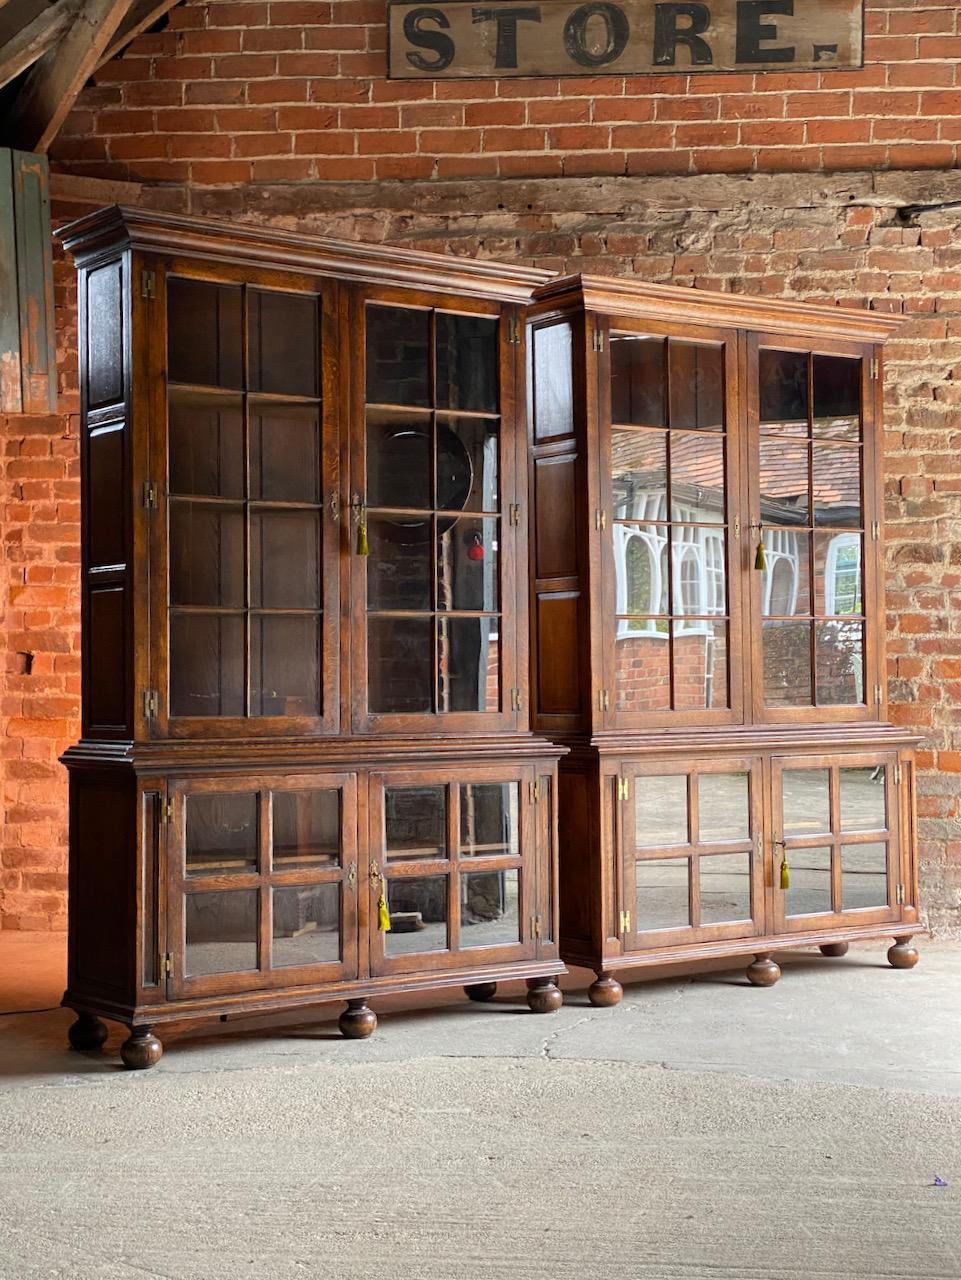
[623,757,765,950]
[368,765,540,976]
[771,752,903,933]
[167,772,360,998]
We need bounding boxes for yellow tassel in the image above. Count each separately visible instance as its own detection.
[377,889,391,933]
[780,858,790,891]
[754,538,768,572]
[356,519,369,557]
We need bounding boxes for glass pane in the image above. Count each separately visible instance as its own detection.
[612,429,666,521]
[635,857,690,930]
[366,410,432,510]
[532,322,573,440]
[367,517,432,611]
[670,342,723,431]
[186,792,257,876]
[759,348,808,428]
[385,785,447,860]
[816,533,863,616]
[167,279,242,390]
[635,775,688,847]
[368,617,432,714]
[841,842,888,911]
[250,403,320,503]
[672,528,726,612]
[611,334,665,426]
[762,619,812,707]
[840,767,887,832]
[439,415,499,512]
[759,439,809,523]
[698,772,749,842]
[813,354,860,438]
[461,869,520,947]
[247,290,319,398]
[251,511,320,609]
[384,874,448,954]
[784,846,832,917]
[170,613,244,717]
[615,623,670,713]
[783,768,830,837]
[672,620,728,712]
[366,306,430,407]
[273,883,340,967]
[168,391,243,499]
[699,852,751,924]
[670,432,724,522]
[250,614,320,717]
[813,443,861,528]
[762,529,810,616]
[816,620,864,706]
[437,518,498,612]
[273,790,340,868]
[185,889,258,976]
[438,617,499,713]
[170,503,244,607]
[435,313,498,413]
[460,782,519,857]
[616,523,668,615]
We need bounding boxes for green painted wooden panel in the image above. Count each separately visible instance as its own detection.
[0,147,57,414]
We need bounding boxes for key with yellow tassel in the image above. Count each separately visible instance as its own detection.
[356,501,369,557]
[754,535,768,572]
[780,857,790,891]
[377,875,391,932]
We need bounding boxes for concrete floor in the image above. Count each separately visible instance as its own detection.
[1,933,959,1279]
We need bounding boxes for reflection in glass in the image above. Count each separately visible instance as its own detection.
[759,439,809,523]
[460,782,519,857]
[672,620,728,711]
[840,767,886,832]
[384,875,448,955]
[815,620,864,706]
[762,618,812,707]
[532,322,573,440]
[813,354,860,436]
[615,624,670,713]
[386,786,447,859]
[170,613,245,717]
[616,524,668,616]
[251,511,320,609]
[366,518,431,611]
[611,335,665,426]
[670,342,724,431]
[250,614,320,717]
[273,883,340,967]
[366,411,431,510]
[368,617,433,714]
[759,348,808,426]
[699,772,749,842]
[841,842,888,910]
[612,429,666,520]
[816,533,862,616]
[782,769,830,837]
[247,290,319,397]
[635,857,690,930]
[169,391,244,498]
[170,503,244,607]
[635,775,688,847]
[437,518,498,612]
[762,529,810,617]
[186,889,258,976]
[366,305,430,407]
[250,403,320,502]
[440,416,499,512]
[813,443,861,528]
[186,792,257,876]
[273,790,340,867]
[167,279,242,390]
[783,846,832,916]
[435,313,498,413]
[699,852,751,924]
[670,432,724,522]
[438,617,499,713]
[672,528,726,611]
[461,869,520,947]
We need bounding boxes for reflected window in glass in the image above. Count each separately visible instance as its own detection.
[699,852,751,924]
[273,790,340,868]
[635,857,690,931]
[186,889,258,976]
[635,775,688,847]
[841,842,888,911]
[461,869,520,947]
[273,884,340,967]
[384,875,449,955]
[783,846,832,916]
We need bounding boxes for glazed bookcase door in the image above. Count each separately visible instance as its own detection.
[146,258,341,738]
[748,335,881,725]
[349,287,523,733]
[368,766,539,976]
[621,758,765,950]
[771,753,902,933]
[167,773,359,997]
[596,317,743,729]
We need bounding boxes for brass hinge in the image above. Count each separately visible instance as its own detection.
[511,687,523,712]
[598,689,610,712]
[142,481,158,510]
[619,909,631,933]
[162,953,172,976]
[508,314,521,345]
[875,683,883,707]
[595,508,607,531]
[617,777,630,802]
[871,520,880,541]
[592,327,605,353]
[529,780,540,804]
[141,269,156,301]
[509,503,521,526]
[894,762,902,785]
[142,689,159,719]
[531,914,542,938]
[161,799,173,822]
[896,883,905,906]
[871,355,880,379]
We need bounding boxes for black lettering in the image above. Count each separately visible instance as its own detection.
[735,0,795,64]
[653,3,713,66]
[403,7,455,72]
[471,6,542,68]
[563,3,630,68]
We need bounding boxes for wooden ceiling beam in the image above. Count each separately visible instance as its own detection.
[0,0,76,93]
[97,0,180,67]
[7,0,135,152]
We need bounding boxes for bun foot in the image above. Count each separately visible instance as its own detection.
[588,972,623,1007]
[527,977,563,1014]
[888,938,919,970]
[746,953,781,987]
[339,999,377,1039]
[820,942,849,958]
[120,1027,163,1070]
[68,1013,108,1052]
[464,982,497,1002]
